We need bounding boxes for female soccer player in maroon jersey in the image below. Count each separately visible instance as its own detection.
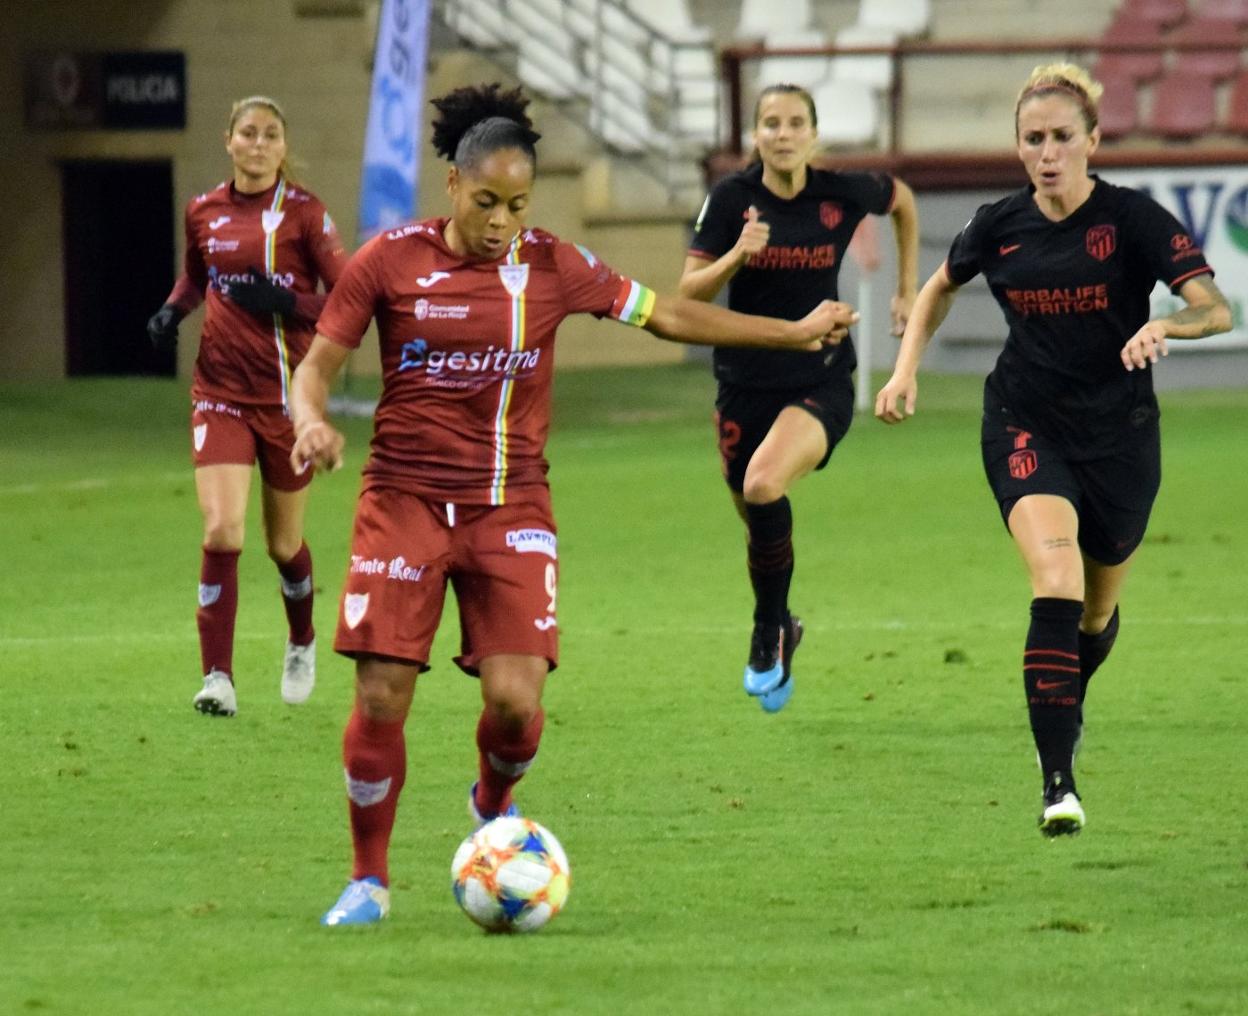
[876,64,1231,836]
[145,96,347,717]
[681,83,919,713]
[289,83,859,926]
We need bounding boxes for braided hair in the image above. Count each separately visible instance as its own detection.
[430,83,542,173]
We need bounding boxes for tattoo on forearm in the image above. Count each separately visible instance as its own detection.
[1043,537,1073,550]
[1166,304,1225,336]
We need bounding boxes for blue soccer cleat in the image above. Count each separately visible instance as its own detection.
[321,876,390,926]
[758,617,801,714]
[743,622,785,696]
[468,781,520,829]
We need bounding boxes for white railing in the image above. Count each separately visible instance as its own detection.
[437,0,720,205]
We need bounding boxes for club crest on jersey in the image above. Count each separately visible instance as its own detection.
[1085,224,1116,262]
[343,592,369,630]
[498,263,530,297]
[262,210,285,234]
[1009,449,1038,480]
[820,201,843,230]
[193,423,208,452]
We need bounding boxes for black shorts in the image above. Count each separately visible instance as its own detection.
[713,374,854,493]
[980,403,1161,565]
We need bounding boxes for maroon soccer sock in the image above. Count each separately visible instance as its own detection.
[1024,597,1085,782]
[343,708,407,885]
[474,707,545,818]
[1078,604,1120,706]
[197,547,241,678]
[276,541,315,645]
[744,497,794,626]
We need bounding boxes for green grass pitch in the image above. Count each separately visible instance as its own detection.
[1,366,1245,1015]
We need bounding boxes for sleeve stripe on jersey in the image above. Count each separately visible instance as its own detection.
[610,279,656,327]
[1169,265,1213,292]
[685,248,716,262]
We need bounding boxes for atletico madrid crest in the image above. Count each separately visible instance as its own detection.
[820,201,843,230]
[1008,449,1038,480]
[1085,224,1116,261]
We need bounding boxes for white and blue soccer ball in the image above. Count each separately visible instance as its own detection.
[451,816,570,933]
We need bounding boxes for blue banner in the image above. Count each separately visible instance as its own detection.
[357,0,430,241]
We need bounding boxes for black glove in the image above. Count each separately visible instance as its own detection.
[146,304,184,352]
[226,266,296,317]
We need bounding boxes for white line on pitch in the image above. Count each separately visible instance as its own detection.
[0,471,188,496]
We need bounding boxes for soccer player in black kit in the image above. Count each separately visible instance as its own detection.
[682,83,919,713]
[876,63,1231,835]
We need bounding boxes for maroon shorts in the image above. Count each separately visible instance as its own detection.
[334,485,559,675]
[190,399,309,492]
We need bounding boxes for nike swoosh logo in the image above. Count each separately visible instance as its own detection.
[416,271,451,288]
[209,216,230,230]
[999,243,1021,256]
[1035,679,1071,690]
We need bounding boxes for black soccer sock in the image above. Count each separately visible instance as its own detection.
[1024,597,1085,781]
[744,497,793,627]
[1078,605,1120,706]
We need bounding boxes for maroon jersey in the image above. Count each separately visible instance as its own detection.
[167,178,346,409]
[317,218,657,506]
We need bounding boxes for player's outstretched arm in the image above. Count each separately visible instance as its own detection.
[875,265,960,424]
[643,294,857,350]
[289,335,351,474]
[888,180,920,336]
[1121,274,1232,372]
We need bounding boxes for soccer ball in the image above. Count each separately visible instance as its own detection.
[451,816,570,933]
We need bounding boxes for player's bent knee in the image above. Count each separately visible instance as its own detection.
[354,658,417,721]
[1030,566,1084,601]
[266,536,304,565]
[202,523,244,552]
[483,696,540,733]
[741,473,786,505]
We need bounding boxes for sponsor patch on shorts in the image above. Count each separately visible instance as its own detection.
[505,529,557,558]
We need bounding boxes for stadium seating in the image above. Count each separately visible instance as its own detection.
[1119,0,1189,28]
[856,0,931,37]
[757,28,833,89]
[1147,69,1218,136]
[832,22,899,90]
[1197,0,1248,22]
[512,0,584,100]
[737,0,812,40]
[444,0,509,48]
[1097,14,1167,81]
[811,77,880,145]
[1224,69,1248,134]
[1095,70,1142,138]
[1168,16,1245,79]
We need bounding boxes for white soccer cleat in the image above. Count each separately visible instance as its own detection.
[281,638,316,705]
[193,669,237,717]
[1039,791,1085,838]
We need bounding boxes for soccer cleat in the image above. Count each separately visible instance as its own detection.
[193,669,237,716]
[321,876,390,926]
[758,616,802,714]
[1039,772,1085,837]
[743,622,785,696]
[281,638,316,705]
[468,781,520,829]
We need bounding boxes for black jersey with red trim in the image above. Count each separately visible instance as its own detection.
[946,177,1212,458]
[689,162,895,389]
